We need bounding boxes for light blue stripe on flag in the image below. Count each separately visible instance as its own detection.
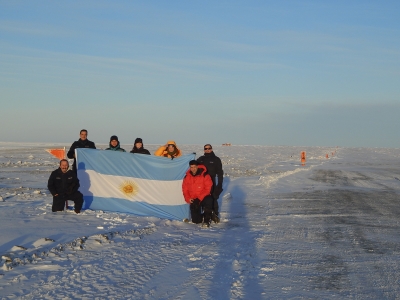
[76,149,195,221]
[77,148,194,180]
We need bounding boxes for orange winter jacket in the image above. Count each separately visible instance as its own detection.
[182,165,213,203]
[154,140,182,158]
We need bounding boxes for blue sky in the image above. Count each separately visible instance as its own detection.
[1,1,399,147]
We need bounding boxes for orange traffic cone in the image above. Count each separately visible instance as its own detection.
[300,151,306,166]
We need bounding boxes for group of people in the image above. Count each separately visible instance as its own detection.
[66,130,181,171]
[182,144,224,226]
[47,129,224,226]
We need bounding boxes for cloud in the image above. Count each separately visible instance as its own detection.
[0,20,75,37]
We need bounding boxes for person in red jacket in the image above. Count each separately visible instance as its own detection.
[182,160,214,226]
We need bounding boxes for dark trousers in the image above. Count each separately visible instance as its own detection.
[210,183,220,215]
[190,196,213,224]
[52,191,84,212]
[212,195,219,215]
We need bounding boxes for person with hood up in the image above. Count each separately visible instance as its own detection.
[182,160,214,226]
[105,135,126,152]
[154,140,182,158]
[130,138,150,155]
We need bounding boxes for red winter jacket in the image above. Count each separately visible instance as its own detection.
[182,165,213,203]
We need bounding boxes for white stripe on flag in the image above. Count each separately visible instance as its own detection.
[78,170,185,206]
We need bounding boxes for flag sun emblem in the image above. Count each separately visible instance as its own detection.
[119,180,138,198]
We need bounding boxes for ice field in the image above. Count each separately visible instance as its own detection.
[1,143,400,299]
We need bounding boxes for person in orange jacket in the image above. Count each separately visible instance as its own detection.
[182,160,214,226]
[154,140,182,159]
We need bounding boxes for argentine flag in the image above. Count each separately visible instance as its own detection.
[76,148,195,221]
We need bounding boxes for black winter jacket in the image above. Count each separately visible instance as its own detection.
[47,168,80,199]
[197,152,224,188]
[67,139,96,170]
[130,146,150,155]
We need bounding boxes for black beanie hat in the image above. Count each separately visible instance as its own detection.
[110,135,119,142]
[189,160,198,166]
[135,138,143,144]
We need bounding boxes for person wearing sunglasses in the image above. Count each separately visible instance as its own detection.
[197,144,224,223]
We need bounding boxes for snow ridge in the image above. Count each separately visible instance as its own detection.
[1,227,156,273]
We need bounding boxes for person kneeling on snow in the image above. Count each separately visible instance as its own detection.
[182,160,214,226]
[47,159,84,214]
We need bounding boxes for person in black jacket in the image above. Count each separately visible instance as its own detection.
[197,144,224,223]
[67,129,96,173]
[47,159,84,213]
[130,138,150,155]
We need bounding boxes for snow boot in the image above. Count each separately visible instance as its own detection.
[202,218,211,228]
[203,212,212,227]
[211,211,220,224]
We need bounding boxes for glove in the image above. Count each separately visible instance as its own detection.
[213,186,223,199]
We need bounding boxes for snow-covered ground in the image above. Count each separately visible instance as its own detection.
[1,143,400,299]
